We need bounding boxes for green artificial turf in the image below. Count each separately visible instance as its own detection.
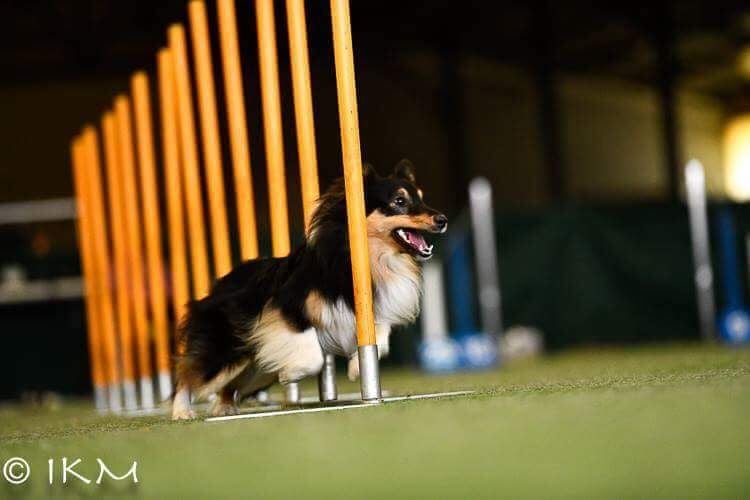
[1,343,748,498]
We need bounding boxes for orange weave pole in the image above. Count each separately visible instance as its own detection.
[70,137,107,405]
[188,0,232,277]
[217,0,259,260]
[81,127,124,406]
[101,112,138,396]
[169,24,211,298]
[113,95,155,403]
[157,48,190,328]
[132,72,172,398]
[330,0,376,347]
[256,0,291,257]
[286,0,320,230]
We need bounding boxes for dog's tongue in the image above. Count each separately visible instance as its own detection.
[406,229,427,250]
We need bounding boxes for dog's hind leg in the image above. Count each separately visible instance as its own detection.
[235,368,277,403]
[172,361,249,420]
[210,386,239,417]
[194,361,250,401]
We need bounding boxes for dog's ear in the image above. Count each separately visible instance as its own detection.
[363,162,381,181]
[392,159,416,183]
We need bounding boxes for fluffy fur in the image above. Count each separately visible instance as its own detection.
[172,160,447,419]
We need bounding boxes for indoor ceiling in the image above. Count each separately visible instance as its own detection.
[1,1,750,99]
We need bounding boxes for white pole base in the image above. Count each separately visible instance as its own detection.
[93,385,108,413]
[140,377,155,409]
[285,382,300,404]
[107,383,122,413]
[157,371,172,402]
[256,390,270,403]
[122,380,138,411]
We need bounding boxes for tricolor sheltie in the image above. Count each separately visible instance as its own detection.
[172,160,447,419]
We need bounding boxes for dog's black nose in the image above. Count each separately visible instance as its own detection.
[433,214,448,232]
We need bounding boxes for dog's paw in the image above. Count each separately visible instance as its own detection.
[278,370,304,386]
[347,356,360,381]
[210,401,238,417]
[171,408,196,421]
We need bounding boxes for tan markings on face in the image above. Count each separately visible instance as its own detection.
[366,210,425,284]
[367,211,402,254]
[396,188,411,202]
[411,213,434,227]
[417,189,423,200]
[366,209,433,235]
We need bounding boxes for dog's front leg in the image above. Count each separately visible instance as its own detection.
[375,323,392,359]
[172,383,195,420]
[347,354,359,381]
[347,324,391,381]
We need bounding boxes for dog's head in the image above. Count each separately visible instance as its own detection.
[365,160,447,261]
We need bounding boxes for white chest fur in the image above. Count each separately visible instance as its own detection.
[316,253,422,357]
[372,253,422,326]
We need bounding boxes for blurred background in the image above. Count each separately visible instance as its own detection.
[2,0,750,399]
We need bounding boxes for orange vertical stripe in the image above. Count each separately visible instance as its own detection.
[113,95,154,379]
[330,0,376,346]
[131,72,172,378]
[101,112,138,384]
[70,137,107,391]
[169,24,211,298]
[217,0,259,260]
[157,48,190,330]
[286,0,320,231]
[81,127,124,383]
[188,0,232,277]
[256,0,291,257]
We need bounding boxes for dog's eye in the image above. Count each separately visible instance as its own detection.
[393,197,407,207]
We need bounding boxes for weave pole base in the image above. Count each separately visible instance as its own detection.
[205,390,475,423]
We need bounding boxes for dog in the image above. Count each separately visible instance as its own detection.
[172,159,447,419]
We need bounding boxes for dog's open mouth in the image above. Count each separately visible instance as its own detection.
[393,228,434,259]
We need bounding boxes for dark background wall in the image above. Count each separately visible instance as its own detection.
[3,1,749,208]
